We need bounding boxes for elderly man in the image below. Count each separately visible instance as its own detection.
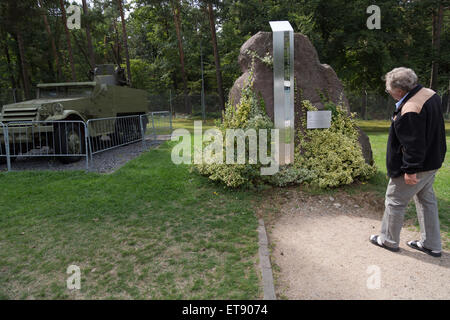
[370,67,446,257]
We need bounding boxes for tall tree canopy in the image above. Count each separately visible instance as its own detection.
[0,0,448,111]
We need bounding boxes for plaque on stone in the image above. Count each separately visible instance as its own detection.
[307,111,332,129]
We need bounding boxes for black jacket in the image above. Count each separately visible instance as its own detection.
[386,84,447,178]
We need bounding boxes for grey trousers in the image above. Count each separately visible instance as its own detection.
[379,169,442,251]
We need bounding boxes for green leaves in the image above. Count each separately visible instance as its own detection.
[193,62,274,188]
[295,100,376,188]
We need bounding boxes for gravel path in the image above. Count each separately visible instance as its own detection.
[266,189,450,300]
[0,136,170,174]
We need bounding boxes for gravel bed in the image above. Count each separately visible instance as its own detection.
[0,136,169,174]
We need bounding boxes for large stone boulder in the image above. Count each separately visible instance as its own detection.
[229,31,373,165]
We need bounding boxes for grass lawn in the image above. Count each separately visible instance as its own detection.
[356,120,450,249]
[1,116,448,299]
[164,116,450,250]
[0,130,262,299]
[171,117,217,133]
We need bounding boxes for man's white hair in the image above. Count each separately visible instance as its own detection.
[384,67,418,92]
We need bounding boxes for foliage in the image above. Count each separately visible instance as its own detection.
[193,59,375,190]
[0,0,448,121]
[295,100,376,188]
[192,60,274,188]
[130,58,171,93]
[245,50,273,68]
[0,0,448,102]
[268,165,317,187]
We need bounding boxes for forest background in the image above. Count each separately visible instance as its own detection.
[0,0,448,119]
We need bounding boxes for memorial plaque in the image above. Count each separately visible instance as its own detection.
[307,111,332,129]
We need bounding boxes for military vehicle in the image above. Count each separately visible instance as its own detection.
[0,64,148,163]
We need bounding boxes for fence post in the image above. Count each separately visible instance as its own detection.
[140,114,146,150]
[84,123,90,171]
[1,123,5,170]
[4,125,11,172]
[87,120,94,165]
[151,112,156,139]
[169,90,174,119]
[169,110,172,132]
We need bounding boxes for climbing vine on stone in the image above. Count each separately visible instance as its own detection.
[245,50,273,69]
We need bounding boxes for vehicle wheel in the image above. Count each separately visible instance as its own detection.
[54,122,86,164]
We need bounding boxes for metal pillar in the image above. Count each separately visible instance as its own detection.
[270,21,294,165]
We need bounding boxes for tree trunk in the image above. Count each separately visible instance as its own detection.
[39,0,62,81]
[59,0,77,81]
[16,31,32,100]
[171,0,191,113]
[72,32,92,68]
[117,0,131,86]
[47,56,55,81]
[206,2,225,112]
[112,18,122,65]
[82,0,95,69]
[15,52,24,101]
[1,33,16,91]
[447,80,450,115]
[13,39,24,102]
[430,2,443,90]
[104,35,108,62]
[360,94,366,120]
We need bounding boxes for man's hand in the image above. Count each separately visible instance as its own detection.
[404,173,418,185]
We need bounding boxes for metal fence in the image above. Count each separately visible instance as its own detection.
[0,121,6,163]
[0,112,172,172]
[0,120,89,171]
[147,93,222,116]
[87,111,172,162]
[346,90,450,120]
[87,115,145,159]
[144,111,172,137]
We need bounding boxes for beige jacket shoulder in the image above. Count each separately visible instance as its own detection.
[401,88,436,116]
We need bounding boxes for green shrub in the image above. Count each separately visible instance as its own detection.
[268,165,317,187]
[295,100,376,188]
[192,60,275,188]
[192,63,376,189]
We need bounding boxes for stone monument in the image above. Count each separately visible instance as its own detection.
[229,31,373,164]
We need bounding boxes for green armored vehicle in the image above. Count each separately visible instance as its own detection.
[0,64,148,163]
